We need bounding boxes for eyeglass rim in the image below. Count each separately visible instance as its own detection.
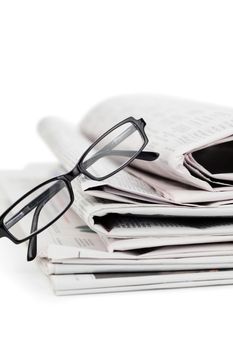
[0,177,74,244]
[77,116,148,181]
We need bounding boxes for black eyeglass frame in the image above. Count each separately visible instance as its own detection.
[0,117,159,257]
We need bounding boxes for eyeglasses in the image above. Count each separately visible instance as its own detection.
[0,117,159,261]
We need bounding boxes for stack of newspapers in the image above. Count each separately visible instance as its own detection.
[3,95,233,295]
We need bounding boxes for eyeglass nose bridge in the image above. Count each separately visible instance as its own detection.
[64,165,81,182]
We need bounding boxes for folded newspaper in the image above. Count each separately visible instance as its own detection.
[37,95,233,251]
[2,95,233,295]
[1,165,233,295]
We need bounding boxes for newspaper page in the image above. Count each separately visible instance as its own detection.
[81,95,233,190]
[50,269,233,295]
[54,279,233,295]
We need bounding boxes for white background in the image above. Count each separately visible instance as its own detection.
[0,1,233,349]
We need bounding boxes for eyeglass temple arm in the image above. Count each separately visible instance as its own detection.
[136,151,159,161]
[27,186,57,261]
[27,176,69,261]
[27,234,37,261]
[0,228,5,238]
[27,204,42,261]
[82,150,159,169]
